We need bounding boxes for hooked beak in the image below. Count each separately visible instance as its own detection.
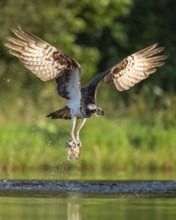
[96,108,104,116]
[101,110,105,115]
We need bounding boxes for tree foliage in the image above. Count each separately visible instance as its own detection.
[0,0,131,93]
[122,0,176,91]
[0,0,175,113]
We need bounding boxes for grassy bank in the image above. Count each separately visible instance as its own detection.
[1,114,176,172]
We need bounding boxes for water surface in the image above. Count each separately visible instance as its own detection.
[1,169,176,181]
[0,197,176,220]
[0,180,176,198]
[0,170,176,219]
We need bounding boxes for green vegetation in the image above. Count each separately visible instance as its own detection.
[1,88,176,172]
[0,0,176,172]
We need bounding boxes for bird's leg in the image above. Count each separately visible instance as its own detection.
[65,116,77,148]
[70,116,77,142]
[66,116,82,160]
[67,118,86,160]
[75,118,87,148]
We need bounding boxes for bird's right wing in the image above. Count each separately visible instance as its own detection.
[4,26,81,100]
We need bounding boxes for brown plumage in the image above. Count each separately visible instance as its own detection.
[5,27,80,80]
[103,44,167,91]
[47,106,71,119]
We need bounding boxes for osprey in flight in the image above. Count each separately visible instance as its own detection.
[5,26,167,160]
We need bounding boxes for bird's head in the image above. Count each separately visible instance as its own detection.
[87,104,104,117]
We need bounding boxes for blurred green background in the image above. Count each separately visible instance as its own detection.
[0,0,176,175]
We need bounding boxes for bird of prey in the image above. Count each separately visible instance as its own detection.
[4,26,167,160]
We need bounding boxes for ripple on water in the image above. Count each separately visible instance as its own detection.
[0,180,176,198]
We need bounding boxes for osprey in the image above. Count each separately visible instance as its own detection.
[4,26,167,160]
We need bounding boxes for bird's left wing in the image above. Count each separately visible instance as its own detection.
[103,43,167,91]
[82,43,167,104]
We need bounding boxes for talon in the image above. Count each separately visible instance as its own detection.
[76,140,82,148]
[65,140,76,148]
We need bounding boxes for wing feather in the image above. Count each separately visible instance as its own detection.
[4,26,81,101]
[4,26,80,81]
[104,43,167,91]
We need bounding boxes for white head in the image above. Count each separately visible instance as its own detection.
[87,104,97,111]
[87,104,104,116]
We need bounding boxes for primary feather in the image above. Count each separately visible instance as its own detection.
[103,43,167,91]
[4,26,81,102]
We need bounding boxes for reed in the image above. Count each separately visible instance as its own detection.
[0,112,176,172]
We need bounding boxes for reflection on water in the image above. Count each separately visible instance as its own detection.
[0,197,176,220]
[68,202,80,220]
[0,169,175,219]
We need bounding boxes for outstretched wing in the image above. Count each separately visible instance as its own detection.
[83,43,167,104]
[4,26,81,100]
[104,43,167,91]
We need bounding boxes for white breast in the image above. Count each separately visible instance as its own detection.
[67,68,82,117]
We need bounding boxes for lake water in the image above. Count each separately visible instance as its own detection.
[0,170,176,219]
[0,197,176,220]
[0,180,176,220]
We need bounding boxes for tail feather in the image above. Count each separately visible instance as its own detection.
[47,106,71,120]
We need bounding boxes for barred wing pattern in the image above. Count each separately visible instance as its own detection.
[104,44,167,91]
[4,26,80,81]
[4,27,167,102]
